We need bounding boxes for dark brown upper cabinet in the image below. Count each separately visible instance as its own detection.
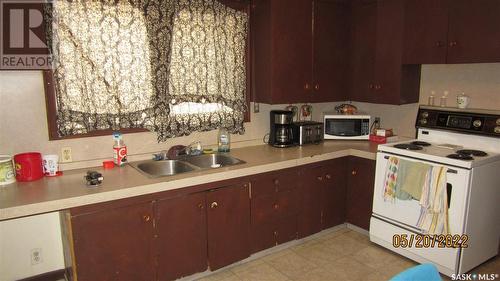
[403,0,500,64]
[349,0,421,105]
[252,0,350,104]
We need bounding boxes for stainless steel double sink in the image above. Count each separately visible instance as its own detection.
[129,154,245,178]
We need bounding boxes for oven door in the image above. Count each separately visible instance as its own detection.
[324,118,369,139]
[372,152,471,235]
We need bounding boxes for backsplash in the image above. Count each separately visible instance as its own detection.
[1,63,499,170]
[419,63,500,110]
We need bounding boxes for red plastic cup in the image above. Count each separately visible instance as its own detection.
[14,152,44,182]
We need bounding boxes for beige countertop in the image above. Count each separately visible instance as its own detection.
[0,140,379,221]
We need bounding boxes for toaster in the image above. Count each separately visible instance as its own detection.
[291,121,324,145]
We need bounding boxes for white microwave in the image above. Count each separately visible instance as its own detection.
[323,113,371,140]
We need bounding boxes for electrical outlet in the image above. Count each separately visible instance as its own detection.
[31,248,43,265]
[61,147,72,162]
[253,102,260,113]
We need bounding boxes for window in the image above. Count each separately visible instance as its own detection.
[44,0,250,141]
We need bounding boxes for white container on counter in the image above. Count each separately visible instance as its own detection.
[0,155,16,185]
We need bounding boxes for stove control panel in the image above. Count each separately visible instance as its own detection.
[416,108,500,137]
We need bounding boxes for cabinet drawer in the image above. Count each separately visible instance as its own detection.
[251,168,299,198]
[251,216,298,253]
[251,189,299,225]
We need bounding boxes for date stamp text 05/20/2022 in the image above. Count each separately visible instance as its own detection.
[392,234,469,249]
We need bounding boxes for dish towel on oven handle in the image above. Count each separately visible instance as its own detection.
[383,156,449,234]
[383,156,399,201]
[383,156,415,201]
[417,166,449,235]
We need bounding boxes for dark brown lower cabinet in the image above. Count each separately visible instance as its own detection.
[156,192,207,281]
[298,158,348,238]
[346,156,376,230]
[207,182,251,270]
[66,157,375,281]
[298,163,324,238]
[321,158,347,229]
[70,202,155,281]
[250,168,300,253]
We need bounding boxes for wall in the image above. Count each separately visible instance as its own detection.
[419,63,500,110]
[0,212,65,281]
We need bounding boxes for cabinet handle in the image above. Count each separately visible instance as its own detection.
[449,41,457,47]
[273,179,279,185]
[274,231,278,236]
[304,83,311,90]
[435,41,443,47]
[374,84,382,90]
[325,174,331,179]
[210,202,219,209]
[368,83,374,89]
[314,84,320,91]
[197,203,204,210]
[351,170,357,176]
[317,176,323,181]
[143,215,151,222]
[273,203,279,210]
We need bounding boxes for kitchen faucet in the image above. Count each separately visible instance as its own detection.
[153,141,203,160]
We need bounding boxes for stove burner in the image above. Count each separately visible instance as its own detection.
[411,141,431,147]
[447,154,474,160]
[394,144,423,150]
[456,149,488,157]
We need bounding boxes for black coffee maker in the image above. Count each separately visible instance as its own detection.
[269,110,295,147]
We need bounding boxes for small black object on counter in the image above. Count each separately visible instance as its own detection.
[85,171,103,186]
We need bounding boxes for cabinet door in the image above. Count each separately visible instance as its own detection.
[403,0,448,64]
[298,164,324,238]
[251,216,298,253]
[271,0,313,103]
[71,202,155,281]
[156,193,207,281]
[207,182,251,270]
[312,0,349,102]
[349,0,377,103]
[251,188,299,225]
[322,158,347,229]
[447,0,500,63]
[346,157,376,231]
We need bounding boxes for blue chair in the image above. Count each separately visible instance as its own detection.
[389,263,442,281]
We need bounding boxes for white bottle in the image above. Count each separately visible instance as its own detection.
[217,128,230,152]
[440,91,449,107]
[428,91,435,106]
[113,132,127,166]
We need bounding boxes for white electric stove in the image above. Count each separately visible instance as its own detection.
[370,106,500,277]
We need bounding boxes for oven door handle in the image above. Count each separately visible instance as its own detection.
[382,155,458,174]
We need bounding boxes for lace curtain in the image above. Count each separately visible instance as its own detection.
[45,0,248,141]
